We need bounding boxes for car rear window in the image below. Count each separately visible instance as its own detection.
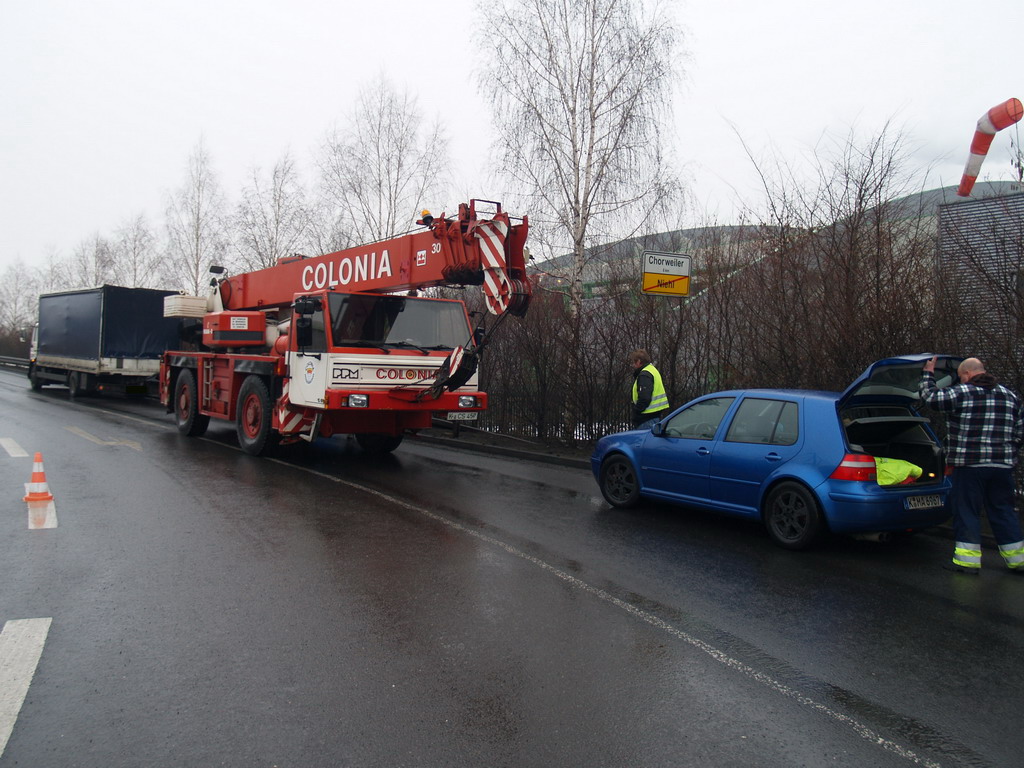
[725,398,798,445]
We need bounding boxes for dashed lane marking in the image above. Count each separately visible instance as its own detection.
[0,618,52,758]
[0,439,27,458]
[64,425,141,451]
[272,457,945,768]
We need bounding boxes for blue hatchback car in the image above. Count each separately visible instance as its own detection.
[591,354,959,549]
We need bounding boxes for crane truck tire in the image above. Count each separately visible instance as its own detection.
[355,433,404,455]
[236,375,275,456]
[174,368,210,437]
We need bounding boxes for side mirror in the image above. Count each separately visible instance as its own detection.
[651,422,665,436]
[295,316,313,348]
[294,296,321,316]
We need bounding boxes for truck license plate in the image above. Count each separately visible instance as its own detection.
[446,411,478,421]
[906,494,941,510]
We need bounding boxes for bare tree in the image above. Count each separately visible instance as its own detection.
[111,213,160,288]
[68,233,114,288]
[231,151,312,271]
[318,75,450,243]
[477,0,683,315]
[165,140,228,294]
[0,261,39,354]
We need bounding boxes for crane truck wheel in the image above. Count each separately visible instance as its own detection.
[355,433,404,455]
[236,375,275,456]
[174,368,210,437]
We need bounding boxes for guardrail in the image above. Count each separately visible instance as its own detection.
[0,356,29,371]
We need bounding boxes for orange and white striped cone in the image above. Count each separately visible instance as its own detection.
[23,452,54,502]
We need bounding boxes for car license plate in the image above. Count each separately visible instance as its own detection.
[906,494,941,510]
[446,411,478,421]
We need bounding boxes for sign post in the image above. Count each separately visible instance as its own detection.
[641,251,691,296]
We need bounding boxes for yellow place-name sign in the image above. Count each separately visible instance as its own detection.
[642,274,691,295]
[641,251,691,296]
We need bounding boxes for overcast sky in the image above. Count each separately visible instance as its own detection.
[2,0,1022,272]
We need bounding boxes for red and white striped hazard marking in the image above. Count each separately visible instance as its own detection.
[957,97,1023,197]
[0,618,52,758]
[475,218,512,315]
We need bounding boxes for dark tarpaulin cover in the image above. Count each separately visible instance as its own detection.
[38,285,181,360]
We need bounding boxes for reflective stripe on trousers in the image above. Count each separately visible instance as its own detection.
[999,540,1024,569]
[953,541,982,569]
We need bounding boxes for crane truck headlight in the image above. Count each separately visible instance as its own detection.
[458,396,478,408]
[347,394,369,408]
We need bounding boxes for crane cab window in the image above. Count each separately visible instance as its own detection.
[327,294,470,350]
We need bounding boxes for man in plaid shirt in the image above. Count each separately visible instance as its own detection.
[920,356,1024,574]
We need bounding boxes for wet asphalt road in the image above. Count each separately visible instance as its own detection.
[0,369,1022,767]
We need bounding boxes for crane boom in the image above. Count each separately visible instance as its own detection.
[219,200,530,315]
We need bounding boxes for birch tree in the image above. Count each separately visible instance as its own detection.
[165,140,228,294]
[68,233,114,288]
[477,0,683,314]
[111,213,160,288]
[319,75,449,243]
[232,151,312,271]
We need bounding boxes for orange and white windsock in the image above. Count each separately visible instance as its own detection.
[957,97,1023,197]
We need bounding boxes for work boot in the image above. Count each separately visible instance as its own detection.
[942,562,980,575]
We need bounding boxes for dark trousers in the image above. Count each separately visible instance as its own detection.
[634,409,668,430]
[950,465,1023,544]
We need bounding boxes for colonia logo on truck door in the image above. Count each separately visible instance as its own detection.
[301,250,393,290]
[304,360,316,384]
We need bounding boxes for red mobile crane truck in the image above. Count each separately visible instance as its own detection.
[160,200,530,455]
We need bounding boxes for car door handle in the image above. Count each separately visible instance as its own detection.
[696,447,711,456]
[765,452,782,461]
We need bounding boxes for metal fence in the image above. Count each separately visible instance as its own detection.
[0,356,29,371]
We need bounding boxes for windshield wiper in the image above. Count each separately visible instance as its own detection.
[383,340,430,355]
[338,340,391,353]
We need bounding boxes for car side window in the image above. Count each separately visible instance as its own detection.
[662,397,735,439]
[724,398,798,445]
[772,402,799,445]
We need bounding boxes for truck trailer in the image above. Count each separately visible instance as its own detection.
[29,285,183,397]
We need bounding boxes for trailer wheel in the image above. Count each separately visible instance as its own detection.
[67,372,83,399]
[174,368,209,437]
[355,433,404,455]
[237,376,274,456]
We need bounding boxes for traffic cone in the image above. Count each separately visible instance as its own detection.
[23,452,54,502]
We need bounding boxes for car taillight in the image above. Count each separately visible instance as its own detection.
[830,453,877,482]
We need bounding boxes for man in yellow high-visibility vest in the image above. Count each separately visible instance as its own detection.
[630,349,669,429]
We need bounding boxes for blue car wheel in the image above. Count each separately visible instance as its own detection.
[764,481,823,550]
[600,455,640,508]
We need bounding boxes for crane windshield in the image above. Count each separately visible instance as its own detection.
[327,294,471,350]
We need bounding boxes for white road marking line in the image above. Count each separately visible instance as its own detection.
[274,457,944,768]
[0,439,28,458]
[64,425,141,451]
[0,618,52,758]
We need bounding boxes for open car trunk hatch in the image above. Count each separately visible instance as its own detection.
[835,354,962,486]
[841,408,944,486]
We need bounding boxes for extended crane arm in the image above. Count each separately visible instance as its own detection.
[218,200,531,316]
